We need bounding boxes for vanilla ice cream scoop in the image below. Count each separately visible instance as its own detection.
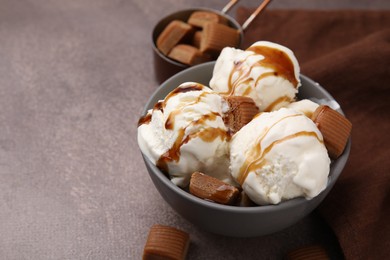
[287,99,320,118]
[230,108,330,205]
[138,82,233,187]
[210,41,301,112]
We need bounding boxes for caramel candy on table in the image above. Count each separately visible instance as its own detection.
[200,22,240,56]
[311,105,352,159]
[157,20,192,55]
[223,96,260,134]
[189,172,240,205]
[143,224,190,260]
[286,245,330,260]
[168,44,211,66]
[187,11,228,28]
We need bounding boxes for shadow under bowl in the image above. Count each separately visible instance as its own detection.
[140,62,351,237]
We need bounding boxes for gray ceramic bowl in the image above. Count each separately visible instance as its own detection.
[140,62,351,237]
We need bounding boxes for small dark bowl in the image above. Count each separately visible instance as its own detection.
[140,62,351,237]
[152,8,243,84]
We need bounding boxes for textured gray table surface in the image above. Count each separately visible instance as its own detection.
[0,0,388,259]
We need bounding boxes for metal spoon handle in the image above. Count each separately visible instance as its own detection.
[222,0,239,14]
[242,0,273,31]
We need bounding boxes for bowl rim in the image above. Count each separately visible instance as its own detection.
[139,61,351,212]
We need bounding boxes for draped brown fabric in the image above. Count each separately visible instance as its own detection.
[236,8,390,260]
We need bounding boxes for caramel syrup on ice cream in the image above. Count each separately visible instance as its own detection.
[223,45,299,112]
[138,83,230,173]
[138,113,151,126]
[237,114,323,185]
[246,45,298,87]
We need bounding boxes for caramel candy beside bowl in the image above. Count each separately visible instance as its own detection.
[152,8,243,84]
[139,62,351,237]
[143,224,190,260]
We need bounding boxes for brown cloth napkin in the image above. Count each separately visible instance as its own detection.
[236,8,390,260]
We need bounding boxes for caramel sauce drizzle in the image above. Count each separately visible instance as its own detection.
[137,113,151,127]
[155,83,229,173]
[157,112,229,173]
[263,95,293,112]
[165,110,180,130]
[164,91,212,130]
[138,84,204,128]
[157,128,186,173]
[222,46,298,98]
[247,45,298,87]
[154,101,164,112]
[163,83,203,107]
[237,114,323,185]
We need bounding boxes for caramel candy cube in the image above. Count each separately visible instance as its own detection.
[200,22,240,56]
[187,11,228,28]
[311,105,352,159]
[143,224,190,260]
[223,96,259,134]
[192,30,202,48]
[168,44,211,66]
[157,20,192,55]
[286,245,330,260]
[189,172,239,205]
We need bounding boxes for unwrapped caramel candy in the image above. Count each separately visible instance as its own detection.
[286,245,330,260]
[168,44,211,66]
[189,172,239,205]
[187,11,228,28]
[156,11,239,66]
[223,96,260,134]
[143,224,190,260]
[311,105,352,159]
[200,22,240,56]
[157,20,192,55]
[192,31,202,48]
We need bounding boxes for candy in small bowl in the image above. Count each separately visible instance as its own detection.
[151,0,273,83]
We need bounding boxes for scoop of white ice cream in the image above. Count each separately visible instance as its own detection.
[210,41,301,112]
[138,82,234,187]
[287,99,320,118]
[230,108,330,205]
